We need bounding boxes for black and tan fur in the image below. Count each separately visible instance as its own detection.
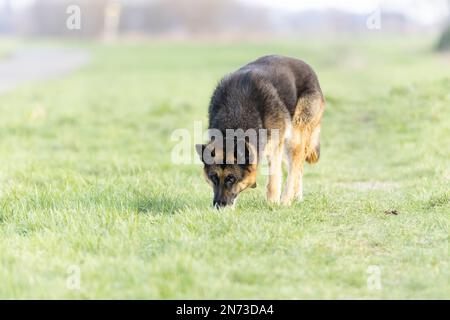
[196,55,325,208]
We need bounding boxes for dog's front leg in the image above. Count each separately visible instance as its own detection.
[266,140,284,204]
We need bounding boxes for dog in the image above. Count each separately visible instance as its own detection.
[196,55,325,208]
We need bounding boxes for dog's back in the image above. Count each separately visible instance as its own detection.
[208,55,324,134]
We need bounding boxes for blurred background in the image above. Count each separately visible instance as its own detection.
[0,1,449,299]
[0,0,449,48]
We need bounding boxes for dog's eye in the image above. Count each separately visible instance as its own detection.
[209,173,219,185]
[225,175,236,185]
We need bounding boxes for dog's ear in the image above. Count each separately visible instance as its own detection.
[195,144,206,162]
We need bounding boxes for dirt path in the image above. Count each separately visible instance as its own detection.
[0,48,90,94]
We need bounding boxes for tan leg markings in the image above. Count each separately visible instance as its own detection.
[305,124,321,164]
[282,127,309,205]
[266,135,284,204]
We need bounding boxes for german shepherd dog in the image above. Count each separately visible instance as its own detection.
[196,55,325,208]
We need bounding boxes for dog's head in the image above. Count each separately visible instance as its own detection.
[196,138,257,209]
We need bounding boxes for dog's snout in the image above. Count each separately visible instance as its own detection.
[213,200,227,208]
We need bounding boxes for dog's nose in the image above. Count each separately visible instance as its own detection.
[213,200,227,208]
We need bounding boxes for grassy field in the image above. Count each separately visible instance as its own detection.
[0,37,448,299]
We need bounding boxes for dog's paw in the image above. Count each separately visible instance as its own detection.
[266,189,281,205]
[267,197,281,205]
[281,195,293,206]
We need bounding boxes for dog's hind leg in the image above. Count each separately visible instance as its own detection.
[282,93,324,205]
[282,127,308,205]
[305,124,321,164]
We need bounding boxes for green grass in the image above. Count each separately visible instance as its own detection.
[0,37,449,299]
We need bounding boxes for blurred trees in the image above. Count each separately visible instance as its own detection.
[3,0,446,39]
[28,0,108,37]
[22,0,268,38]
[436,26,450,51]
[436,0,450,51]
